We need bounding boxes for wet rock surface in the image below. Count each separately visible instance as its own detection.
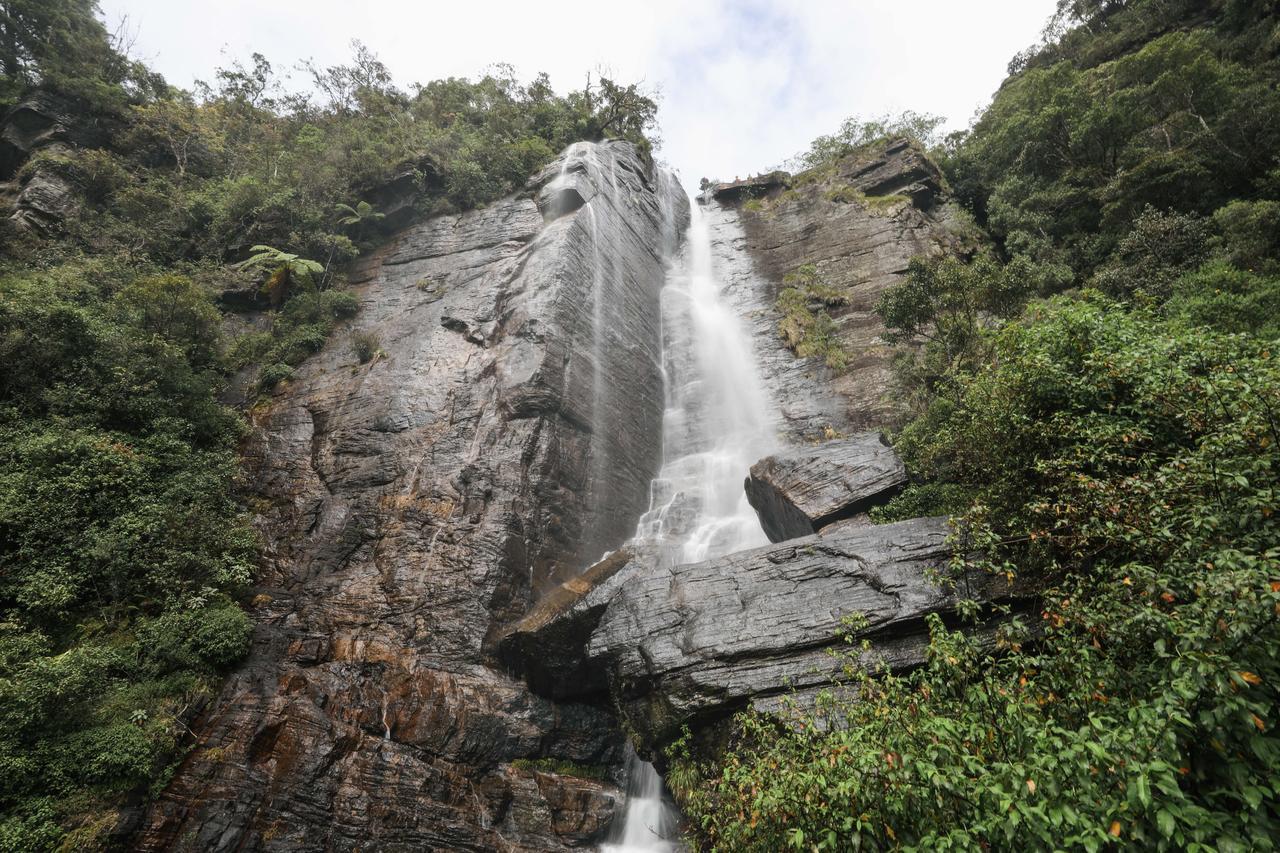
[584,517,1030,759]
[717,137,974,432]
[496,548,641,701]
[745,432,907,542]
[132,141,688,852]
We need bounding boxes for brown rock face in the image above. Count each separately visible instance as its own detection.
[724,137,974,432]
[744,431,907,542]
[131,141,688,851]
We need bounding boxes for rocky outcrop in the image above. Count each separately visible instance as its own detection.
[714,137,976,433]
[131,141,688,852]
[710,170,789,204]
[584,517,1028,760]
[496,547,640,701]
[745,432,906,541]
[0,90,108,179]
[8,144,78,234]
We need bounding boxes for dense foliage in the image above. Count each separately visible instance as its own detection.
[0,261,254,848]
[674,299,1280,851]
[0,2,660,848]
[943,0,1280,289]
[679,1,1280,849]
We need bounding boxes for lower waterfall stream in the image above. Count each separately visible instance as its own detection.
[601,193,779,851]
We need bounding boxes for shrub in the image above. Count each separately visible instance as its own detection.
[677,296,1280,851]
[257,362,294,390]
[350,329,381,363]
[776,264,850,371]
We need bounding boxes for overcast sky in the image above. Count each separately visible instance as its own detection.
[97,0,1057,191]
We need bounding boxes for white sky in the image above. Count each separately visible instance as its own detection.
[98,0,1057,191]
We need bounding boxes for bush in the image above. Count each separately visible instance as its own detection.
[1165,261,1280,337]
[677,297,1280,850]
[776,264,850,371]
[257,362,294,390]
[350,329,381,363]
[0,262,256,845]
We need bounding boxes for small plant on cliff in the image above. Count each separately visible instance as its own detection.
[235,245,326,306]
[777,264,851,372]
[350,329,381,364]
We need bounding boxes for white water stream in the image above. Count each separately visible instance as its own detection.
[601,194,778,852]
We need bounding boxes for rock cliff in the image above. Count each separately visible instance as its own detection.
[721,138,977,432]
[131,141,688,851]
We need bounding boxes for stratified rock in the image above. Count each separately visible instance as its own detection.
[0,90,107,179]
[131,141,689,852]
[710,170,790,204]
[724,137,977,434]
[839,137,945,207]
[9,154,77,234]
[745,432,906,542]
[497,548,640,701]
[586,517,1029,759]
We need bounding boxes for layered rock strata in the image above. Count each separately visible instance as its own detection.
[130,141,688,852]
[714,138,977,432]
[502,517,1033,762]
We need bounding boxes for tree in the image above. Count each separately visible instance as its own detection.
[795,110,945,170]
[877,255,1029,375]
[0,0,138,109]
[581,75,659,147]
[235,245,324,305]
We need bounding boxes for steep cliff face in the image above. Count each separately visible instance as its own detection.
[132,141,687,851]
[724,138,975,431]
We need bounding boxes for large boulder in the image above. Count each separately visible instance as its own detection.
[9,144,78,234]
[745,432,906,542]
[585,517,1031,759]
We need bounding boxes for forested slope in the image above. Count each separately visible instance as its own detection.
[675,2,1280,849]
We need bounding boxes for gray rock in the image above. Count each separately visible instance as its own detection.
[0,90,106,179]
[725,137,976,434]
[132,141,689,852]
[586,517,1030,759]
[7,143,78,234]
[745,432,906,542]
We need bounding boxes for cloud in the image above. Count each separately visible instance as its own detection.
[99,0,1058,192]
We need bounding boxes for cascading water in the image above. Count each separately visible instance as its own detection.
[602,193,779,852]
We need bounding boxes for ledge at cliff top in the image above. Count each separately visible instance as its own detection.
[714,137,976,434]
[745,432,907,542]
[131,141,689,852]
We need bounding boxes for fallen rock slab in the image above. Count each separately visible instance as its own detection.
[496,547,641,700]
[585,517,1032,759]
[745,432,906,542]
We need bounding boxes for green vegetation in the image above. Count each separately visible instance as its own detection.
[675,298,1280,851]
[510,757,608,780]
[824,184,910,214]
[943,1,1280,290]
[776,263,850,372]
[0,260,254,848]
[0,2,660,847]
[680,1,1280,849]
[795,110,944,171]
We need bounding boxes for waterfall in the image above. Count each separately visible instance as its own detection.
[603,193,778,851]
[635,194,777,566]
